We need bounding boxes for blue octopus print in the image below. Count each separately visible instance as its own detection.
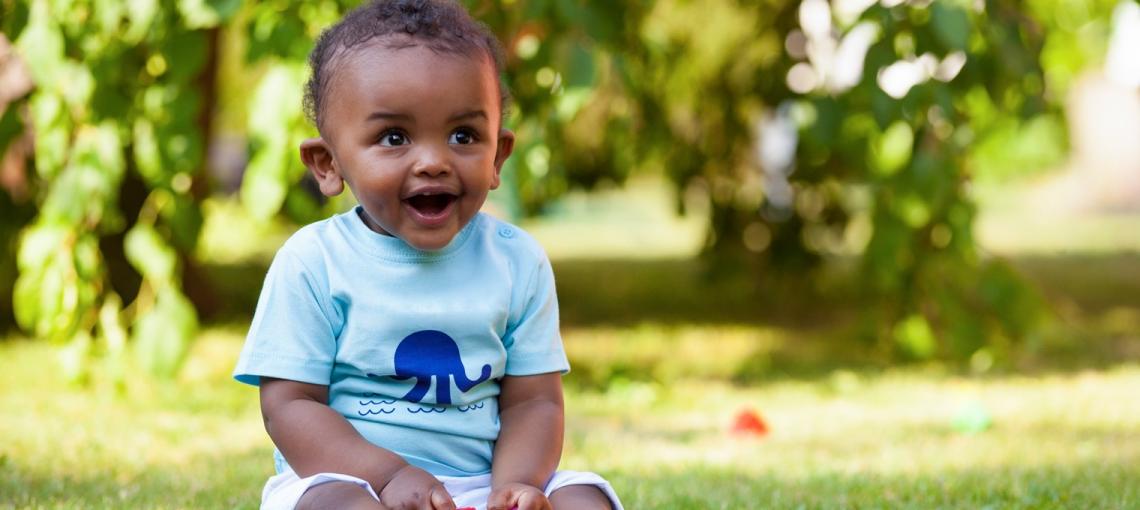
[382,330,491,405]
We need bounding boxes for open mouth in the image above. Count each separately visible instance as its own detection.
[404,192,458,218]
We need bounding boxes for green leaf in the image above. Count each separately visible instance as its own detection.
[98,293,129,386]
[971,114,1067,181]
[124,223,177,284]
[53,0,84,35]
[73,233,102,280]
[36,256,65,339]
[57,61,96,115]
[160,194,204,253]
[13,265,45,332]
[133,119,164,186]
[92,0,127,37]
[73,122,125,182]
[246,8,310,61]
[39,166,89,223]
[870,121,913,177]
[894,193,931,228]
[29,92,69,179]
[931,2,971,52]
[14,0,65,86]
[133,287,197,378]
[17,224,67,271]
[555,86,593,120]
[12,220,88,341]
[124,0,159,43]
[161,128,204,177]
[99,293,128,353]
[57,331,93,384]
[140,85,170,123]
[282,185,324,225]
[894,314,937,359]
[240,144,289,221]
[248,63,305,140]
[38,123,125,225]
[241,61,313,221]
[177,0,242,29]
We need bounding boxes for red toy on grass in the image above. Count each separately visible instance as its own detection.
[731,408,770,437]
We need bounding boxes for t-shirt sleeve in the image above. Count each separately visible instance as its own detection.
[503,255,569,376]
[233,248,339,386]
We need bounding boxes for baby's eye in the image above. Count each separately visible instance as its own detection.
[448,129,477,145]
[379,130,409,147]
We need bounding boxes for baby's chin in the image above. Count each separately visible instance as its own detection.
[398,228,464,252]
[404,238,453,251]
[357,207,467,251]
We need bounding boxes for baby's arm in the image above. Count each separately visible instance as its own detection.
[260,377,455,510]
[487,373,564,510]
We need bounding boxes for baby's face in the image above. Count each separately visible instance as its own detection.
[319,39,512,251]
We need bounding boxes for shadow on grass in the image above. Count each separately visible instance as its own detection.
[198,253,1140,330]
[552,257,860,329]
[191,256,863,329]
[552,253,1140,329]
[1011,253,1140,312]
[191,254,1140,387]
[4,252,1134,334]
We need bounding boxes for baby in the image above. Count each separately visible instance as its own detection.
[233,1,623,509]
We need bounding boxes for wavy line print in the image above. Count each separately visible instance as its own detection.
[360,399,397,406]
[458,402,485,412]
[358,408,395,416]
[407,406,446,414]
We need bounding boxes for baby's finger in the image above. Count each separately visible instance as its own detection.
[516,491,549,510]
[430,487,456,510]
[485,488,517,510]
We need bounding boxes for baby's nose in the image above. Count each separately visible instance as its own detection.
[412,146,451,176]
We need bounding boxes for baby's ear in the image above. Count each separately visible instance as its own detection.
[300,138,344,197]
[491,129,515,190]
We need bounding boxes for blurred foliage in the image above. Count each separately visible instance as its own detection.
[0,0,1127,381]
[471,0,1117,362]
[0,0,237,382]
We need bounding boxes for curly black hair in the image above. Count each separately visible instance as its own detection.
[303,0,509,130]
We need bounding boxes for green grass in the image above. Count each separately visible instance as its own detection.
[2,329,1138,509]
[0,330,265,509]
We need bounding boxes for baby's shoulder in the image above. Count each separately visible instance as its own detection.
[472,213,548,263]
[273,215,344,267]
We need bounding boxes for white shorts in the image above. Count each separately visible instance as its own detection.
[260,468,624,510]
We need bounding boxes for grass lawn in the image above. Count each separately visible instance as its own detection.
[3,180,1139,508]
[1,327,1137,509]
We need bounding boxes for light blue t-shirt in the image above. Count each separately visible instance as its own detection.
[233,208,569,477]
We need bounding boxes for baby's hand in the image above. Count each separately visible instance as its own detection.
[379,465,456,510]
[488,482,549,510]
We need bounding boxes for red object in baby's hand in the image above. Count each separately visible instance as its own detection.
[457,507,476,510]
[731,408,770,437]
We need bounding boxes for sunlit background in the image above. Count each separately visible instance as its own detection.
[1,0,1138,508]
